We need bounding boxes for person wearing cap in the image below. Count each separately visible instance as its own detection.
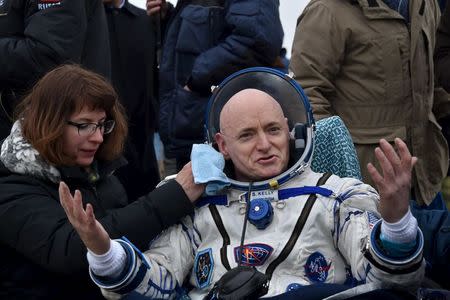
[61,69,425,299]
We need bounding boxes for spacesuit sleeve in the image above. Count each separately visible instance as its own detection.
[334,179,425,289]
[89,216,198,300]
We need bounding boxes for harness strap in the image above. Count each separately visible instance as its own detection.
[265,172,332,279]
[207,173,333,273]
[209,205,232,271]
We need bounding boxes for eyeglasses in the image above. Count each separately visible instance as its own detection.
[67,120,115,137]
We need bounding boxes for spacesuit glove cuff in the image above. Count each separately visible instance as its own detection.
[87,239,127,277]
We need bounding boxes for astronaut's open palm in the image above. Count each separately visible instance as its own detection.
[59,181,111,255]
[367,138,417,223]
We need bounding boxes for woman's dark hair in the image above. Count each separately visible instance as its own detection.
[16,64,128,166]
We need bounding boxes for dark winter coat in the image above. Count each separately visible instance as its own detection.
[0,0,111,140]
[0,122,194,299]
[158,0,283,159]
[105,1,160,200]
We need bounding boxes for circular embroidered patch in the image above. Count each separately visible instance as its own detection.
[304,251,331,283]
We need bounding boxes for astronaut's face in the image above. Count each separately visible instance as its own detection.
[215,89,290,182]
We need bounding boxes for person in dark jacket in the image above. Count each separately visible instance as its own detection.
[104,0,160,200]
[0,0,110,141]
[411,205,450,289]
[147,0,284,171]
[0,65,204,300]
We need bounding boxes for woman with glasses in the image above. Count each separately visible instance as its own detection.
[0,64,204,300]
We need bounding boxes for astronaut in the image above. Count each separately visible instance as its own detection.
[61,68,425,299]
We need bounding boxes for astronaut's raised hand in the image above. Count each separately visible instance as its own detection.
[59,182,111,255]
[175,162,206,203]
[146,0,168,18]
[367,138,417,223]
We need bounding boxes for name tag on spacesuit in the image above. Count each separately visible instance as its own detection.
[249,190,278,202]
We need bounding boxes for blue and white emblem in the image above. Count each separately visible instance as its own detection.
[234,243,273,266]
[304,252,331,283]
[194,248,214,288]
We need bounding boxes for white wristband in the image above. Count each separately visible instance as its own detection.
[87,239,127,277]
[381,209,418,244]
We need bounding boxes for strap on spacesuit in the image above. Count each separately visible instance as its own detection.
[207,173,333,273]
[209,204,232,271]
[265,172,332,278]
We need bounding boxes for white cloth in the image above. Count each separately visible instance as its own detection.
[87,240,126,277]
[191,144,230,195]
[381,209,418,244]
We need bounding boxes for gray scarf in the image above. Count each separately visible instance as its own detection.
[0,121,61,183]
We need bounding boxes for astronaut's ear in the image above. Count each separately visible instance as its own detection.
[215,132,230,159]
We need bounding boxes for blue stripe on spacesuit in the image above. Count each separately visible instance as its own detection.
[336,191,369,203]
[365,263,385,283]
[116,260,148,294]
[181,222,199,251]
[146,276,176,298]
[278,186,334,199]
[193,222,202,243]
[339,210,364,234]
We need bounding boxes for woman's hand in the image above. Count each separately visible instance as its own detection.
[59,182,111,255]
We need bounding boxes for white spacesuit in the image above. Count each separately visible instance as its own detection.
[89,68,425,299]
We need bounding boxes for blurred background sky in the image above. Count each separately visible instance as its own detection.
[128,0,310,58]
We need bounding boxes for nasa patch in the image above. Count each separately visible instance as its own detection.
[37,0,61,10]
[194,248,214,288]
[304,252,331,283]
[234,243,273,266]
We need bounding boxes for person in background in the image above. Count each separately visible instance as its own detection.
[290,0,450,208]
[62,69,425,300]
[103,0,160,200]
[146,0,284,172]
[0,65,203,300]
[0,0,110,141]
[273,47,290,74]
[435,0,450,177]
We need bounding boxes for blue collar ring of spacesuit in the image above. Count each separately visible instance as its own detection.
[205,67,316,192]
